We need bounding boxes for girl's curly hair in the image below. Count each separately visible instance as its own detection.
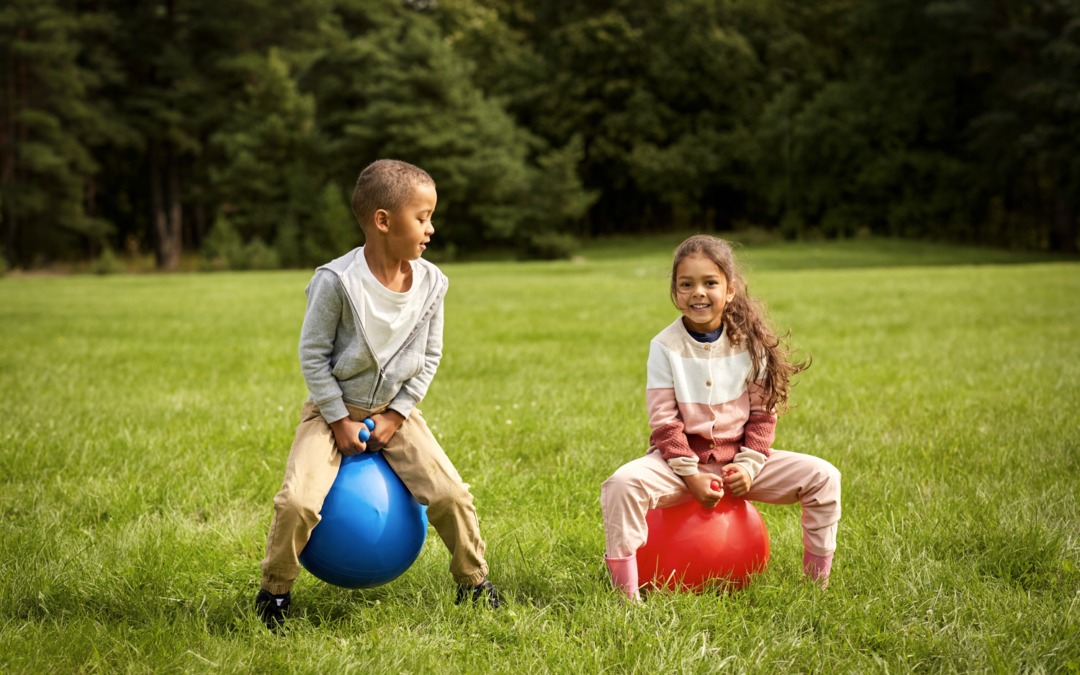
[669,235,810,413]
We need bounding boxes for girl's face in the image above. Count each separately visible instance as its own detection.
[674,253,735,333]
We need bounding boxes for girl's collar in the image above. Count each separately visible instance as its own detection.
[675,317,729,352]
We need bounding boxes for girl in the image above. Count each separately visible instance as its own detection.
[601,235,841,601]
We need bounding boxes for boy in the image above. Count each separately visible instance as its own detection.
[256,159,498,629]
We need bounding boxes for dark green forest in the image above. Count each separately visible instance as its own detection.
[2,0,1078,271]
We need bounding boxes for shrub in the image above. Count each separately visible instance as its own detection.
[201,215,282,271]
[200,215,244,271]
[91,246,126,275]
[243,238,281,270]
[521,232,579,260]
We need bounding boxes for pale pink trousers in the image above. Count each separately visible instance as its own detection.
[601,450,841,559]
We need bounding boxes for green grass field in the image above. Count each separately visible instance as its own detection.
[1,238,1078,673]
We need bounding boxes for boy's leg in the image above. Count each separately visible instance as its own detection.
[380,409,488,587]
[742,450,842,557]
[600,451,694,558]
[259,401,342,595]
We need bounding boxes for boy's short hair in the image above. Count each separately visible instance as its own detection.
[351,159,436,229]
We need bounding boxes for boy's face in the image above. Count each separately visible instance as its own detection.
[380,183,437,261]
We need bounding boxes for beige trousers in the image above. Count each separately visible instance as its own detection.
[601,449,841,559]
[260,401,488,594]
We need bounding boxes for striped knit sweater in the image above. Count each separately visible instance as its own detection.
[646,318,775,478]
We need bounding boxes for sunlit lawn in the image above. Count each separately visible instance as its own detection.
[1,238,1078,673]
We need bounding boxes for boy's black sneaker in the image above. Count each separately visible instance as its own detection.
[255,589,290,629]
[455,578,501,609]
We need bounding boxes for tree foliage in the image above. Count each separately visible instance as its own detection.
[1,0,1075,270]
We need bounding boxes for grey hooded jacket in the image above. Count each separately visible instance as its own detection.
[298,248,448,424]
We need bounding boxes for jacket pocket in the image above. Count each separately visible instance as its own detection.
[331,346,375,380]
[398,347,424,380]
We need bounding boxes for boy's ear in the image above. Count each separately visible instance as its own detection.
[372,209,391,234]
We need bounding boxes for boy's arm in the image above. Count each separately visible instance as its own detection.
[298,271,349,425]
[387,299,444,420]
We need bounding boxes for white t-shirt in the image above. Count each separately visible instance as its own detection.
[354,248,432,365]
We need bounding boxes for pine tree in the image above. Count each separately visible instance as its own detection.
[97,0,330,269]
[306,0,593,255]
[0,0,121,267]
[302,182,359,266]
[211,48,325,257]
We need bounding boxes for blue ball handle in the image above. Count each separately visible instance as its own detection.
[357,417,376,443]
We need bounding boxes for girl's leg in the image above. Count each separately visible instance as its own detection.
[601,451,693,557]
[742,450,841,584]
[601,451,692,600]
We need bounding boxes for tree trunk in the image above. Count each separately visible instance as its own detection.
[165,151,182,270]
[86,176,97,260]
[149,144,183,271]
[150,142,169,268]
[1051,189,1077,253]
[192,183,206,249]
[2,40,17,267]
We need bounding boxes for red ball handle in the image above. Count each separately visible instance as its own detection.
[711,479,722,492]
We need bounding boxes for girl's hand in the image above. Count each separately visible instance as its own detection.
[723,464,752,496]
[684,472,724,508]
[365,410,406,452]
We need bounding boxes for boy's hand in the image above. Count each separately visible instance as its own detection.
[365,410,405,452]
[723,464,752,497]
[329,418,368,456]
[684,472,724,508]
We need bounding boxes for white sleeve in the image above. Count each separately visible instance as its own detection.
[732,447,768,481]
[667,456,700,476]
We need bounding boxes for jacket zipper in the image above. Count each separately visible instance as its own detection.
[333,261,446,403]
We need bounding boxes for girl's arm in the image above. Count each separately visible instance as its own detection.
[743,379,777,454]
[730,379,777,482]
[646,341,696,471]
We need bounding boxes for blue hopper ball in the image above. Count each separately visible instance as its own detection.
[298,451,428,589]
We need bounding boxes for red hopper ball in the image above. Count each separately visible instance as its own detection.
[636,479,770,592]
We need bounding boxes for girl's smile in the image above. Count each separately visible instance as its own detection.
[675,253,735,333]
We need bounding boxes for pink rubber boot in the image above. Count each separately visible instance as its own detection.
[604,554,642,603]
[803,550,834,588]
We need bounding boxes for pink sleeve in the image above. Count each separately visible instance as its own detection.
[744,379,776,456]
[647,388,694,460]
